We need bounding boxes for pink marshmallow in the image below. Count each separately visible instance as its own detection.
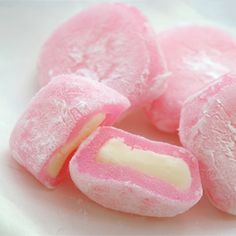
[9,74,130,188]
[146,25,236,133]
[70,126,202,217]
[179,73,236,215]
[37,3,166,107]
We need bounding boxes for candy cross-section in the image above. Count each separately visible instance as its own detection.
[9,74,130,188]
[70,126,202,217]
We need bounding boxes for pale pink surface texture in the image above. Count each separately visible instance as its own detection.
[38,3,166,107]
[70,126,202,217]
[146,25,236,133]
[9,74,130,188]
[179,73,236,215]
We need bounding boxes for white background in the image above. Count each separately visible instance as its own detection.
[1,1,236,235]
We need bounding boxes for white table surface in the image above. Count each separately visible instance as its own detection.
[1,1,236,235]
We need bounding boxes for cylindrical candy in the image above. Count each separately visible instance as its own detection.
[179,73,236,215]
[38,3,166,107]
[9,74,130,188]
[146,25,236,133]
[70,126,202,217]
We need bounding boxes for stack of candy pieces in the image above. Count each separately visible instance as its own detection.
[9,2,236,217]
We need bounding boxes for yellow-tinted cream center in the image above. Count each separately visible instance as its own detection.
[96,138,191,191]
[47,113,105,178]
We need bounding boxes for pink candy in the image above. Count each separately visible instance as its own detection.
[179,73,236,215]
[15,3,236,217]
[10,74,130,188]
[38,3,166,107]
[146,25,236,132]
[70,126,202,217]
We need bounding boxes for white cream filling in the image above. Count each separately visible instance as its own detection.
[96,138,192,191]
[47,113,105,178]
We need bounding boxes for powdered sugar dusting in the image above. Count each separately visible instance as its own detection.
[70,171,199,217]
[184,51,230,80]
[38,3,164,107]
[180,76,236,214]
[69,47,84,64]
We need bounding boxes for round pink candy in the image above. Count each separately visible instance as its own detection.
[179,73,236,215]
[70,126,202,217]
[37,3,166,107]
[146,25,236,133]
[10,74,130,188]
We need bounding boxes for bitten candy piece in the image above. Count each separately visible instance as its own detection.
[146,25,236,132]
[38,3,166,107]
[9,74,130,188]
[70,126,202,217]
[179,73,236,215]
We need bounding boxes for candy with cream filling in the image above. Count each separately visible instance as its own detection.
[179,73,236,215]
[70,126,202,217]
[9,74,130,188]
[146,25,236,132]
[38,3,166,107]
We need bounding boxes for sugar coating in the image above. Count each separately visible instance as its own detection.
[146,25,236,133]
[69,126,202,217]
[9,74,130,188]
[38,3,166,107]
[179,73,236,215]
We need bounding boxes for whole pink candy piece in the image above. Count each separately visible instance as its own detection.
[38,3,166,107]
[70,126,202,217]
[146,25,236,133]
[179,73,236,215]
[10,74,130,188]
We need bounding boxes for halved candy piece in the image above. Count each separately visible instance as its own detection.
[69,126,202,217]
[179,73,236,215]
[146,25,236,133]
[9,74,130,188]
[38,3,166,107]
